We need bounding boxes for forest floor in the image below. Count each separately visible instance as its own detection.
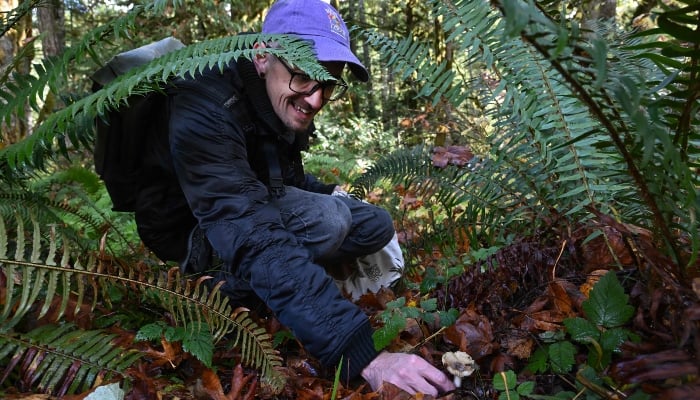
[3,216,699,400]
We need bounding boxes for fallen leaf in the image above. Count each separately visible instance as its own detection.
[443,307,496,360]
[432,145,474,168]
[502,336,534,360]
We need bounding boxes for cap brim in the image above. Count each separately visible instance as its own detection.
[296,34,369,82]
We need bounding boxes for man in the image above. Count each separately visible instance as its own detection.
[134,0,455,395]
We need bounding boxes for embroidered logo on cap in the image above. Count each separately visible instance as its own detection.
[325,6,346,39]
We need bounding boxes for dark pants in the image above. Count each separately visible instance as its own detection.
[181,186,395,301]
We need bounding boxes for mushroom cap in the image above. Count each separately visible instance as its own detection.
[441,351,477,378]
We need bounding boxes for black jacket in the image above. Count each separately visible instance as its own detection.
[133,59,377,379]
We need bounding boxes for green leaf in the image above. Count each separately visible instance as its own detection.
[548,341,576,374]
[563,317,600,343]
[517,381,535,396]
[164,326,185,342]
[493,370,517,391]
[582,271,634,328]
[526,347,549,373]
[182,328,214,368]
[386,297,406,309]
[135,322,166,341]
[499,392,520,400]
[419,268,445,293]
[402,306,422,319]
[600,327,629,353]
[272,330,295,348]
[437,308,459,327]
[657,15,700,44]
[420,298,437,312]
[372,312,406,351]
[422,312,436,325]
[501,0,530,37]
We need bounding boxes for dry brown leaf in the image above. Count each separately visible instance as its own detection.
[502,336,535,360]
[443,307,496,360]
[375,381,438,400]
[580,269,609,297]
[431,145,473,168]
[193,368,227,400]
[548,280,574,316]
[401,190,422,210]
[514,312,564,332]
[522,295,549,314]
[228,364,258,400]
[142,338,184,369]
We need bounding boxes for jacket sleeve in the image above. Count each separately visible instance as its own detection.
[168,87,377,378]
[302,173,337,194]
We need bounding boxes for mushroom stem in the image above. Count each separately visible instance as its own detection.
[453,375,462,388]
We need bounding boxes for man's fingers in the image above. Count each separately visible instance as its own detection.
[397,380,438,397]
[427,369,457,391]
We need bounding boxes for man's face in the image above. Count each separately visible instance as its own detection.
[262,56,345,133]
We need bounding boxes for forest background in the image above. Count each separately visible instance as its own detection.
[0,0,698,399]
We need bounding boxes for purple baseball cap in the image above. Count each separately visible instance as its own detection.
[262,0,369,82]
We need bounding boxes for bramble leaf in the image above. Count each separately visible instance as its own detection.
[493,370,517,391]
[372,311,406,351]
[526,348,548,373]
[600,327,629,353]
[582,271,634,328]
[548,341,576,373]
[135,321,167,341]
[563,317,599,343]
[183,327,214,368]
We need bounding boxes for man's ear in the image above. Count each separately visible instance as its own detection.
[252,42,270,76]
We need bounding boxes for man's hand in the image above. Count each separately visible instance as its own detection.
[361,351,456,396]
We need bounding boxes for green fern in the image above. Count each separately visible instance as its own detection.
[1,34,319,174]
[0,1,329,179]
[0,323,142,397]
[496,0,699,264]
[359,0,699,267]
[0,212,286,394]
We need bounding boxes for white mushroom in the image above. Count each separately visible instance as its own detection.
[441,351,477,387]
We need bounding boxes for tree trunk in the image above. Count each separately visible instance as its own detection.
[35,0,65,126]
[582,0,616,22]
[36,0,65,57]
[380,5,396,134]
[0,0,32,145]
[347,0,376,118]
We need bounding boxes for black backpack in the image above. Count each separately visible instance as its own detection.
[92,37,188,212]
[92,37,287,213]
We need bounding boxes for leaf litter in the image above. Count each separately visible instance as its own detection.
[3,187,699,399]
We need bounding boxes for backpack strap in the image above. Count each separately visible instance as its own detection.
[237,58,287,197]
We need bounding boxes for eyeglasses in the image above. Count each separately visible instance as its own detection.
[277,58,348,101]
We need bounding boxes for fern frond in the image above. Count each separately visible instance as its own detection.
[0,324,142,397]
[362,0,699,264]
[0,4,147,133]
[0,212,286,393]
[363,30,467,107]
[360,1,630,245]
[352,146,525,247]
[494,0,699,263]
[0,0,39,41]
[0,33,319,175]
[132,269,285,389]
